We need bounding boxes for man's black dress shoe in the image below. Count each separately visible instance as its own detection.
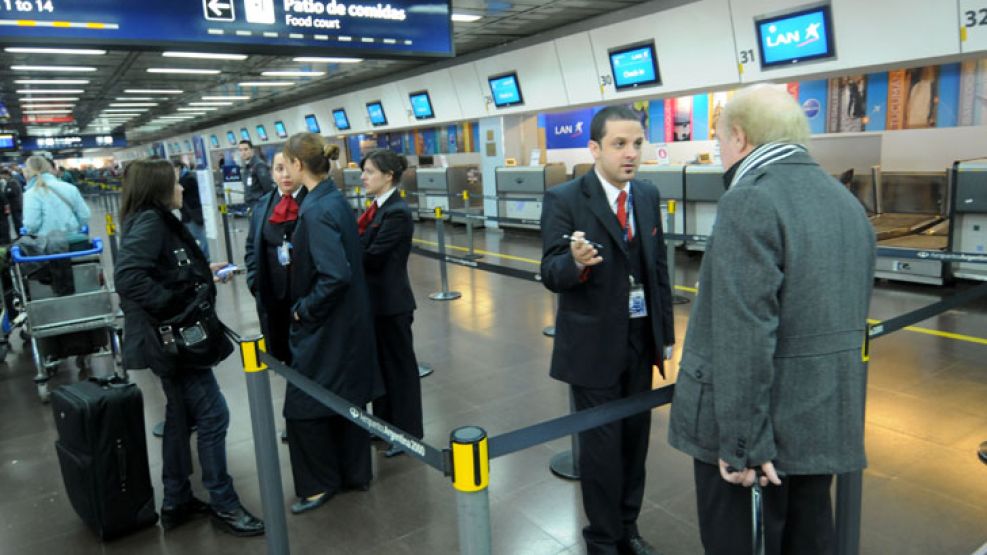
[619,535,659,555]
[211,504,265,536]
[384,445,405,458]
[290,492,332,514]
[161,496,210,530]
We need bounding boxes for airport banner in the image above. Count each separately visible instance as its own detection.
[958,60,978,126]
[691,94,710,141]
[798,79,828,135]
[544,108,594,150]
[886,70,908,130]
[865,73,888,132]
[937,63,961,128]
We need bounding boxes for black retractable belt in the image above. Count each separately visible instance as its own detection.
[870,281,987,339]
[411,245,541,283]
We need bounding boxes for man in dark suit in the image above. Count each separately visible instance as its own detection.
[541,106,675,555]
[238,140,274,207]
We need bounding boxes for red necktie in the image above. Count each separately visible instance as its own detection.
[268,194,299,224]
[357,202,378,235]
[616,190,633,242]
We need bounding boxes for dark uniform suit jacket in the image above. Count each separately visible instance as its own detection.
[540,170,675,389]
[286,179,378,420]
[360,192,416,316]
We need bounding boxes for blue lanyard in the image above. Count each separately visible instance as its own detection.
[622,187,634,242]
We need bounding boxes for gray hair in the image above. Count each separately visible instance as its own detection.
[24,155,54,179]
[719,85,811,146]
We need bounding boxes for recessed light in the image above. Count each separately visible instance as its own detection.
[158,116,195,120]
[12,65,97,72]
[189,101,233,106]
[16,89,85,94]
[5,47,107,55]
[16,97,79,102]
[451,13,482,22]
[109,103,158,107]
[261,70,324,77]
[23,109,73,114]
[238,81,296,87]
[292,57,362,63]
[22,104,75,109]
[14,79,90,85]
[201,95,250,100]
[125,89,184,94]
[147,68,221,75]
[162,51,248,61]
[103,108,149,112]
[115,97,158,101]
[177,107,218,111]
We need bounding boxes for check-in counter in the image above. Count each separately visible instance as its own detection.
[951,162,987,282]
[416,166,483,226]
[495,164,568,229]
[400,166,419,221]
[638,165,685,243]
[417,168,450,220]
[684,165,726,251]
[342,168,364,211]
[572,163,594,180]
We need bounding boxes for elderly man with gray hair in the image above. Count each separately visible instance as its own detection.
[668,86,875,554]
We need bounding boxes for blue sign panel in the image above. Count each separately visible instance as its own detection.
[544,109,594,149]
[0,133,17,151]
[409,91,434,120]
[756,5,835,68]
[609,42,660,90]
[367,102,387,126]
[489,73,523,108]
[304,114,321,134]
[798,79,829,134]
[332,109,350,131]
[0,0,453,58]
[192,135,208,169]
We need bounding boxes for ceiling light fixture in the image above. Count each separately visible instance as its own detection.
[291,57,362,63]
[162,51,248,61]
[103,108,149,112]
[5,47,107,55]
[451,13,483,22]
[147,68,221,75]
[12,65,97,72]
[100,112,143,116]
[177,107,218,111]
[16,89,85,94]
[260,70,325,77]
[158,116,195,120]
[14,79,90,85]
[115,97,158,101]
[109,103,158,107]
[23,109,73,114]
[189,101,233,106]
[16,97,79,102]
[22,104,75,109]
[238,81,295,87]
[201,95,250,100]
[125,89,183,94]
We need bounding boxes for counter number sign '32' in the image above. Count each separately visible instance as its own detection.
[966,5,987,27]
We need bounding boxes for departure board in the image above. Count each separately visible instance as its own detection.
[0,0,453,58]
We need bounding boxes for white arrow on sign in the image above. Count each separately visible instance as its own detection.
[203,0,235,21]
[209,0,231,16]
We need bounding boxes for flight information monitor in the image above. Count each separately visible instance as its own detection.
[489,72,524,108]
[274,121,288,138]
[226,131,236,145]
[240,128,251,141]
[332,109,351,131]
[209,134,220,148]
[409,90,435,119]
[305,114,321,134]
[756,4,836,68]
[0,133,16,151]
[608,41,661,90]
[0,0,454,58]
[367,101,387,126]
[256,125,268,141]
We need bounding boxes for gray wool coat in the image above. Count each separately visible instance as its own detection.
[667,151,876,475]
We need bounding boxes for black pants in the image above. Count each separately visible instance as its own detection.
[286,416,371,499]
[571,320,654,555]
[693,460,835,555]
[264,301,293,365]
[371,312,423,438]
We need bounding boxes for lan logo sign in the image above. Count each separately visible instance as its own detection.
[757,7,834,67]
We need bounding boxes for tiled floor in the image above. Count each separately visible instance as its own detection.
[1,209,986,554]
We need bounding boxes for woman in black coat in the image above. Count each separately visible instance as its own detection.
[114,159,264,537]
[358,150,423,457]
[282,134,379,514]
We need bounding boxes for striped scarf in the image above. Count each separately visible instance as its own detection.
[728,142,808,188]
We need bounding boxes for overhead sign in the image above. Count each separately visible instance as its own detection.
[22,134,127,151]
[755,4,836,68]
[544,108,594,149]
[0,0,453,58]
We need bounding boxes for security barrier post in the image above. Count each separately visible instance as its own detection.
[542,294,557,337]
[463,190,482,261]
[221,190,235,264]
[450,426,492,555]
[355,186,363,213]
[834,470,862,555]
[665,200,690,305]
[428,207,462,301]
[548,389,580,480]
[240,336,290,555]
[104,213,119,266]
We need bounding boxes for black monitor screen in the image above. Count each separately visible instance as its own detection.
[305,114,321,134]
[332,109,351,131]
[755,4,836,68]
[367,101,388,126]
[608,41,661,90]
[488,72,524,108]
[274,121,288,138]
[409,90,435,119]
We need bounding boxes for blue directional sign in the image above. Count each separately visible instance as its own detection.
[0,0,453,58]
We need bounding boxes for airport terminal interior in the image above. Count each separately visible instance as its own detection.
[1,0,987,554]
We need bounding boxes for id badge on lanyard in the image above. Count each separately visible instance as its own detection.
[277,237,292,266]
[629,275,648,319]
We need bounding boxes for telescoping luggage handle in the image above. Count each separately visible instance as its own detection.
[11,238,104,263]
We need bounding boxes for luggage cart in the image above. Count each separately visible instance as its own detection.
[10,238,124,403]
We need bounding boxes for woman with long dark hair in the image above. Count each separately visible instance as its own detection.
[114,159,264,537]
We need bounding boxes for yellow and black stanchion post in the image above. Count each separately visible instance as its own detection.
[665,200,690,305]
[240,336,290,555]
[462,190,482,261]
[428,207,462,301]
[104,213,119,267]
[355,186,363,213]
[450,426,492,555]
[220,190,235,264]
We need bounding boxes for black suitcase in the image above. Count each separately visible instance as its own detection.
[51,378,159,539]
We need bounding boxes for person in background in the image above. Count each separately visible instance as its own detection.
[667,86,875,555]
[58,166,76,185]
[115,158,264,537]
[358,149,423,457]
[245,151,307,365]
[281,133,378,515]
[173,161,209,259]
[22,155,90,237]
[0,169,21,239]
[540,106,675,555]
[238,140,274,207]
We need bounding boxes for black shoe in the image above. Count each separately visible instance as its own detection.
[619,535,659,555]
[211,505,265,537]
[290,492,332,515]
[161,496,210,531]
[343,482,370,493]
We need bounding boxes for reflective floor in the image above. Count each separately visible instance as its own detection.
[1,207,986,555]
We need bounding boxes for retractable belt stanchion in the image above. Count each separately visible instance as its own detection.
[835,470,862,555]
[462,190,482,261]
[542,294,557,337]
[548,389,580,480]
[104,213,118,267]
[451,426,492,555]
[665,200,690,305]
[239,336,291,555]
[428,207,462,301]
[221,188,235,264]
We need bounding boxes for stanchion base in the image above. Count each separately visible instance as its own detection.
[463,253,484,261]
[429,291,462,301]
[542,326,556,337]
[418,364,434,378]
[549,451,579,480]
[672,295,691,305]
[152,420,165,439]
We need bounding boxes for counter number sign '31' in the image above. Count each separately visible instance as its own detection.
[203,0,235,22]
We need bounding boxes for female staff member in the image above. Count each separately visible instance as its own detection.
[114,159,264,537]
[22,155,90,237]
[358,150,423,457]
[245,152,307,363]
[282,134,378,514]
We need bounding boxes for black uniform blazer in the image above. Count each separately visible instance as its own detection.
[244,187,308,337]
[540,170,675,389]
[286,179,378,419]
[360,191,417,317]
[244,158,274,206]
[115,207,218,376]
